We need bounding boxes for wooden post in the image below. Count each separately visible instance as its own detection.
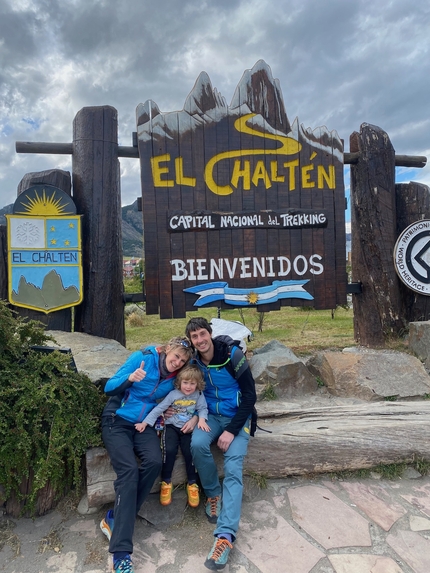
[0,225,7,301]
[350,123,406,345]
[396,181,430,322]
[72,106,125,345]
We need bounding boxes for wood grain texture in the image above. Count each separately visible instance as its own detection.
[72,106,125,343]
[85,401,430,508]
[350,124,405,345]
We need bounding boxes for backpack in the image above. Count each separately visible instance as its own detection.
[215,335,260,437]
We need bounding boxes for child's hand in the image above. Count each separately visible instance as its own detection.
[181,415,198,433]
[135,421,147,433]
[198,419,210,432]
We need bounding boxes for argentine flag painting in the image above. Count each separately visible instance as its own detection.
[184,280,313,307]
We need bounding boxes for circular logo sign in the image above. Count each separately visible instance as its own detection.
[394,220,430,294]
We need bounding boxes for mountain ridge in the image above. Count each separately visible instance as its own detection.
[0,201,144,258]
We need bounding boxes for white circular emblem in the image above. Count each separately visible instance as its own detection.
[393,220,430,295]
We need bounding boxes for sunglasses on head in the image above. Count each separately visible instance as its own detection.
[179,339,191,348]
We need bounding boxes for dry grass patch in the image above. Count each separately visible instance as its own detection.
[125,306,356,355]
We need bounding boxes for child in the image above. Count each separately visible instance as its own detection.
[135,364,209,507]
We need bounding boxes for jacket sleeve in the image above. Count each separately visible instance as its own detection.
[196,392,209,420]
[143,391,175,426]
[225,349,257,436]
[104,350,150,396]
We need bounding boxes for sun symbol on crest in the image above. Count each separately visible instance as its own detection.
[17,189,69,216]
[247,291,259,304]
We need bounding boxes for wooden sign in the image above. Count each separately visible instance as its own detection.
[137,60,346,318]
[6,184,83,313]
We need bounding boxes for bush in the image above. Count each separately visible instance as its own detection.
[0,301,105,514]
[127,311,145,327]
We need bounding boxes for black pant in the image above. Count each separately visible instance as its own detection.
[102,415,162,554]
[162,424,197,483]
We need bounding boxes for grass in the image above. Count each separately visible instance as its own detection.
[329,457,430,480]
[261,382,277,401]
[248,471,268,489]
[125,304,356,355]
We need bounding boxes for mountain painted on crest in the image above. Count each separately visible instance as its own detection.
[13,269,80,311]
[136,59,343,160]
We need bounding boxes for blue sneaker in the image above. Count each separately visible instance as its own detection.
[205,495,221,523]
[100,509,114,541]
[113,554,134,573]
[204,537,233,570]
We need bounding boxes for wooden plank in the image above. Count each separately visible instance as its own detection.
[334,143,347,307]
[169,112,186,319]
[137,109,164,315]
[0,225,8,301]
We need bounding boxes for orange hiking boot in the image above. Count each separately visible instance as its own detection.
[187,483,200,507]
[160,481,172,505]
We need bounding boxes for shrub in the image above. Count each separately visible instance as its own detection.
[127,312,145,327]
[0,301,105,514]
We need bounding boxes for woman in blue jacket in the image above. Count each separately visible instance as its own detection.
[100,336,193,573]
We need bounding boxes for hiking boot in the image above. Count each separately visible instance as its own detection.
[100,509,114,541]
[205,495,221,523]
[187,483,200,507]
[113,554,134,573]
[204,537,233,570]
[160,481,172,505]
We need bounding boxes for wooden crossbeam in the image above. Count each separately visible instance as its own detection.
[15,141,427,168]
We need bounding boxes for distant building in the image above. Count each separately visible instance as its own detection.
[123,258,142,278]
[123,265,134,278]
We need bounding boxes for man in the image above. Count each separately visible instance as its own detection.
[185,317,257,570]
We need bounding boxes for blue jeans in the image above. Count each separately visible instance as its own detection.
[191,414,250,540]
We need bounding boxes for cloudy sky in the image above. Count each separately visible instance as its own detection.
[1,0,429,224]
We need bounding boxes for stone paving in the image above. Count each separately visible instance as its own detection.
[2,472,430,572]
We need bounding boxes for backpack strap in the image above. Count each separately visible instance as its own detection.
[227,343,264,437]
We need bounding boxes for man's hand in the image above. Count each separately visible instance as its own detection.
[128,361,146,383]
[164,406,175,419]
[217,430,234,452]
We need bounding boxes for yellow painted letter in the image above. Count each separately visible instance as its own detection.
[283,159,299,191]
[270,161,285,182]
[252,161,272,189]
[175,157,196,186]
[151,154,174,187]
[301,164,315,188]
[318,165,335,189]
[231,160,251,190]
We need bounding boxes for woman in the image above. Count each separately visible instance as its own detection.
[100,336,193,573]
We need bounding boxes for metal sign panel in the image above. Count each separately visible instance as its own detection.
[137,61,346,318]
[6,184,83,313]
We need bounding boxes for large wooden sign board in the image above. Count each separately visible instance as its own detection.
[137,60,346,318]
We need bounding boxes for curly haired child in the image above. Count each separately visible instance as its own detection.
[135,364,209,507]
